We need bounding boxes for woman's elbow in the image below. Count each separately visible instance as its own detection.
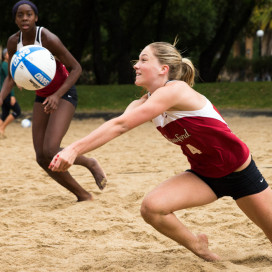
[76,63,82,76]
[113,117,132,135]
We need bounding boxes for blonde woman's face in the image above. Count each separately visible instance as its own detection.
[133,46,163,88]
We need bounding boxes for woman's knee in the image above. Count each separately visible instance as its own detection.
[140,195,163,223]
[41,142,61,161]
[43,148,55,161]
[36,152,48,168]
[35,142,60,168]
[36,148,56,167]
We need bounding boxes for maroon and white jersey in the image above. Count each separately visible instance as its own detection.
[152,97,250,178]
[17,26,69,97]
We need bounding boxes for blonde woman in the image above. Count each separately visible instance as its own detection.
[49,41,272,261]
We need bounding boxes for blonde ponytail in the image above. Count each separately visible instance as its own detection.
[181,58,195,87]
[149,41,196,87]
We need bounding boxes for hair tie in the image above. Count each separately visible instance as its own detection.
[12,0,38,19]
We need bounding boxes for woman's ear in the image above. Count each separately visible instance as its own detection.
[35,15,38,22]
[160,65,169,75]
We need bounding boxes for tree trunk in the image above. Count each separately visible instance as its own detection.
[263,26,272,56]
[70,0,95,61]
[198,0,256,82]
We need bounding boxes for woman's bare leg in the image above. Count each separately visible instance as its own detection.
[236,187,272,243]
[32,100,106,201]
[74,156,107,190]
[0,114,15,136]
[140,172,219,261]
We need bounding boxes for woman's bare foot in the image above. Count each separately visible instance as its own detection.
[77,193,93,202]
[0,128,6,139]
[193,234,220,261]
[87,158,107,190]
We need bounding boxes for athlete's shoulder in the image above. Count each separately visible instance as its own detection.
[164,80,203,111]
[165,80,194,96]
[7,31,20,45]
[7,32,20,55]
[167,80,190,88]
[40,27,52,36]
[41,27,60,44]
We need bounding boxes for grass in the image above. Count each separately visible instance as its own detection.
[194,81,272,109]
[14,81,272,112]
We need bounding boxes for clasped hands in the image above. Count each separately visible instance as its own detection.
[49,146,77,172]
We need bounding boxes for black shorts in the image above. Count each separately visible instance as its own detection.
[1,94,21,120]
[35,85,78,108]
[187,159,268,200]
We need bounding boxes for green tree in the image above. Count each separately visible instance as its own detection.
[0,0,259,84]
[250,0,272,56]
[198,0,257,82]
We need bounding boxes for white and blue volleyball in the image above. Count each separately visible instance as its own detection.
[10,45,56,90]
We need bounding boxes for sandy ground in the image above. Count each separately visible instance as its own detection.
[0,115,272,272]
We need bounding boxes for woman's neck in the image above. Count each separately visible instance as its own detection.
[21,26,36,45]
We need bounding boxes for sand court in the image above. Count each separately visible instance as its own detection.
[0,115,272,272]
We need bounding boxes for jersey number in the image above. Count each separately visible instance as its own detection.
[186,144,202,154]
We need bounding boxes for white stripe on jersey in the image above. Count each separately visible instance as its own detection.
[152,96,226,128]
[17,26,43,50]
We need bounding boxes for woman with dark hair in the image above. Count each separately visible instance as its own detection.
[0,0,107,201]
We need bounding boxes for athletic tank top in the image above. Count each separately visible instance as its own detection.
[17,26,69,97]
[152,96,250,178]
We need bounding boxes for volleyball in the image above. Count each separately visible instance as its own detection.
[10,45,56,90]
[21,119,31,128]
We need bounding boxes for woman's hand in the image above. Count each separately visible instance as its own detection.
[49,146,78,172]
[43,93,60,114]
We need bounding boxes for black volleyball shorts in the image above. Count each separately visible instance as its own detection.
[187,159,268,200]
[35,85,78,108]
